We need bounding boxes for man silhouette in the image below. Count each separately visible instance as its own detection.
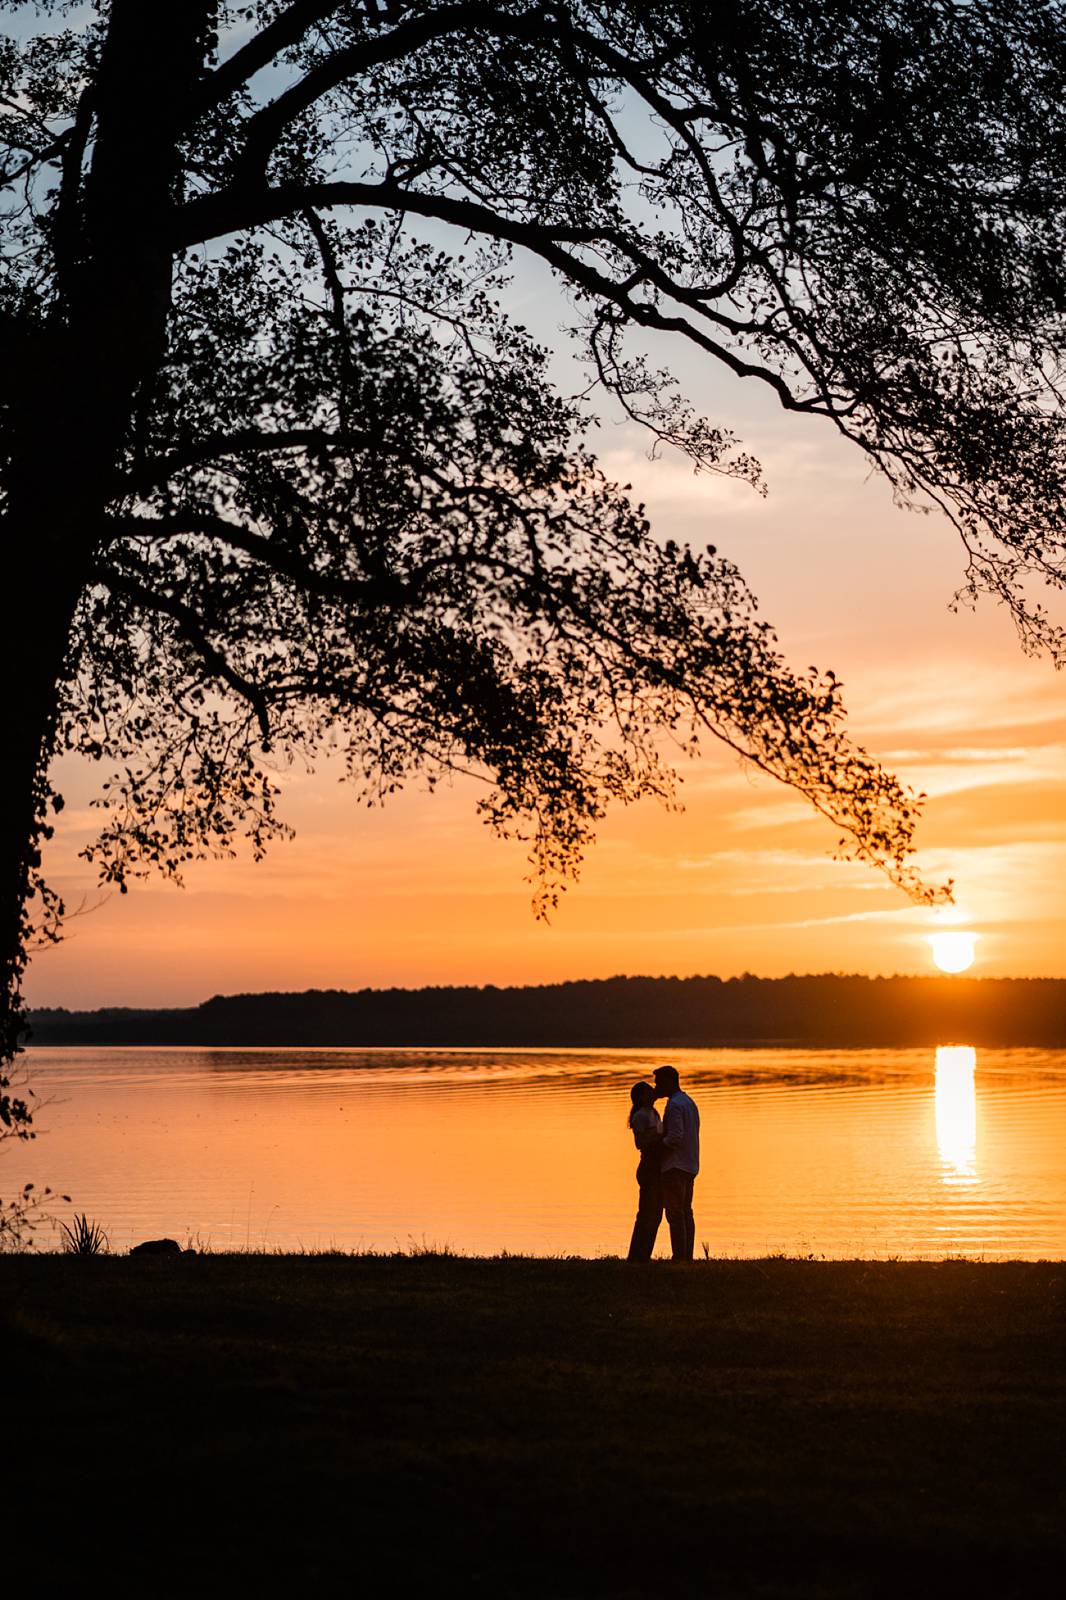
[653,1065,700,1261]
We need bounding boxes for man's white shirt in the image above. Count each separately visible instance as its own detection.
[661,1090,700,1175]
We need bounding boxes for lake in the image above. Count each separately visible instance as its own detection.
[9,1045,1066,1258]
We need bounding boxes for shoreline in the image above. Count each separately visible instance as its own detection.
[12,1243,1064,1253]
[26,972,1066,1050]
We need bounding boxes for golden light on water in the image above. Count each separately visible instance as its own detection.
[934,1045,978,1183]
[930,931,977,973]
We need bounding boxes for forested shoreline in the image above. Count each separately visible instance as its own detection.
[26,973,1066,1048]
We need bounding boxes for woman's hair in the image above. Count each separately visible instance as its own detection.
[628,1080,654,1127]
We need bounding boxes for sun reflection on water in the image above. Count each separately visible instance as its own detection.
[935,1045,978,1184]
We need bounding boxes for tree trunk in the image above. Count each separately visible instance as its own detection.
[0,573,79,1068]
[0,2,217,1066]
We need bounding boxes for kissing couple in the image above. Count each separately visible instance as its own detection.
[626,1064,700,1262]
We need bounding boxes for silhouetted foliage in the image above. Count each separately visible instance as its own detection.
[0,1182,69,1253]
[6,1,1066,1076]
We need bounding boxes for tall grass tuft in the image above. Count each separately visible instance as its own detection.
[59,1213,109,1255]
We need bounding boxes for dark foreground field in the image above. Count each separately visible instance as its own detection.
[3,1256,1064,1596]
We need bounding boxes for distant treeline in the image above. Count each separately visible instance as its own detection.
[25,974,1066,1048]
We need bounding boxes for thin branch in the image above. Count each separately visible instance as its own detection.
[176,177,825,415]
[191,0,344,117]
[93,564,273,745]
[301,206,345,330]
[102,510,404,610]
[124,424,377,489]
[0,128,70,189]
[226,4,502,181]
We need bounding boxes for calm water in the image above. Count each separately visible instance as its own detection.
[9,1045,1066,1258]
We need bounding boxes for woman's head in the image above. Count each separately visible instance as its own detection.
[628,1080,655,1125]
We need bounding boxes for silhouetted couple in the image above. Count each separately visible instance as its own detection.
[626,1064,700,1262]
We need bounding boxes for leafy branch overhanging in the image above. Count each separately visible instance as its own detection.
[7,0,1066,1087]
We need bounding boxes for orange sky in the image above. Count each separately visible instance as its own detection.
[26,339,1066,1008]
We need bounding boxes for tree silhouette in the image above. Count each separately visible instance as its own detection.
[4,0,1065,1098]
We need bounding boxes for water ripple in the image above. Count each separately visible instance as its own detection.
[15,1044,1066,1259]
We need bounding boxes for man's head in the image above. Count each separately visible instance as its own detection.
[653,1064,680,1099]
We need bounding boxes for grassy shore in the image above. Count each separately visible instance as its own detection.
[3,1255,1064,1596]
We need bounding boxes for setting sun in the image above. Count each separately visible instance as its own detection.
[930,931,977,973]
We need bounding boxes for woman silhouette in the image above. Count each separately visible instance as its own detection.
[626,1080,663,1261]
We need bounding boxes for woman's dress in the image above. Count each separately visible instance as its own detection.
[627,1106,663,1261]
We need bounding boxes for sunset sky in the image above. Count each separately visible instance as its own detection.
[26,271,1066,1009]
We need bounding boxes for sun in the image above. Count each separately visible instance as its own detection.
[930,931,977,974]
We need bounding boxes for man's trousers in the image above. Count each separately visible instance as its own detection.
[661,1168,696,1261]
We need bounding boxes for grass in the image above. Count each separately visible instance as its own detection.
[57,1212,109,1255]
[2,1255,1064,1596]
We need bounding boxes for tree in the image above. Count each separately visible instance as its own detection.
[4,0,1066,1104]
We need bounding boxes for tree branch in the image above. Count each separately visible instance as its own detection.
[192,0,344,117]
[52,84,95,298]
[175,178,825,415]
[102,510,406,611]
[93,563,273,745]
[301,206,345,330]
[225,4,509,182]
[124,424,378,489]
